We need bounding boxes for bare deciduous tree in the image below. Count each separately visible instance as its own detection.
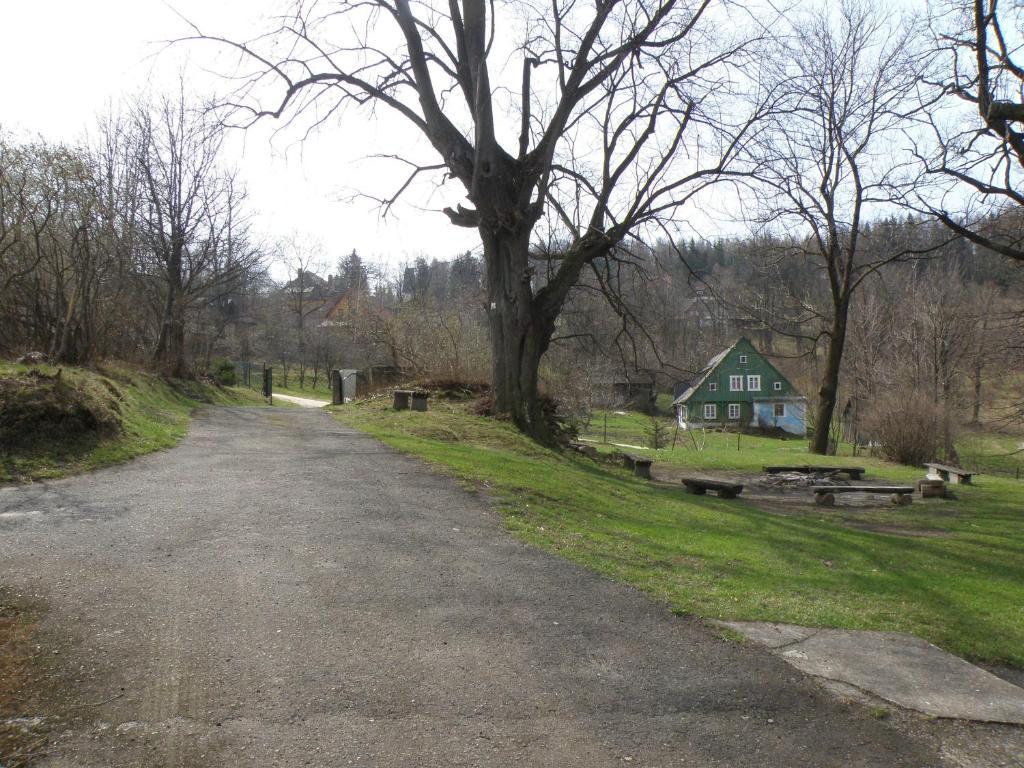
[190,0,773,441]
[917,0,1024,259]
[749,0,923,454]
[134,89,262,377]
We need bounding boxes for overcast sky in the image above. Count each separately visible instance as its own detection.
[1,0,479,274]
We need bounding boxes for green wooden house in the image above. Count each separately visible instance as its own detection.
[672,338,807,436]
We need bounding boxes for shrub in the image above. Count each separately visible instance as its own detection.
[865,394,944,467]
[645,416,670,450]
[211,359,237,387]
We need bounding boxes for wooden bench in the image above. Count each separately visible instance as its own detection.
[917,478,948,498]
[393,389,429,411]
[813,485,915,507]
[924,462,973,485]
[681,477,744,499]
[764,465,866,480]
[622,453,653,479]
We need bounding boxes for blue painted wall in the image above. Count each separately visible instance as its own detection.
[752,400,806,436]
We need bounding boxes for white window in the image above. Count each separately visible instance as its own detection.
[747,375,761,391]
[774,403,786,418]
[703,403,717,420]
[773,381,782,391]
[729,375,743,391]
[728,403,741,420]
[739,355,748,364]
[708,382,717,392]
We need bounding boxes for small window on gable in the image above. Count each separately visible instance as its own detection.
[708,382,717,392]
[774,403,786,418]
[729,375,743,391]
[774,381,782,391]
[728,403,741,420]
[739,355,748,364]
[747,375,761,391]
[703,403,717,420]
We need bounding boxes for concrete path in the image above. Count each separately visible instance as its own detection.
[717,622,1024,725]
[272,393,329,408]
[0,408,939,767]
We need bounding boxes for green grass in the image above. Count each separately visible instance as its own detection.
[0,362,264,484]
[583,408,1024,480]
[957,429,1024,478]
[336,398,1024,668]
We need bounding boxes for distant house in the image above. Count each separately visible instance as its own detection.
[672,337,807,436]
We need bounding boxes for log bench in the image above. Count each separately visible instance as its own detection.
[681,477,744,499]
[622,453,653,479]
[924,462,973,485]
[764,465,866,480]
[393,389,429,411]
[917,478,948,498]
[813,485,915,507]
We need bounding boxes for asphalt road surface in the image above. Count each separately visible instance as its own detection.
[0,407,937,767]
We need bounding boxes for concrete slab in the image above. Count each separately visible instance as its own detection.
[718,621,1024,725]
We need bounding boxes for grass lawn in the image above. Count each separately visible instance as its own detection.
[0,362,265,484]
[336,397,1024,668]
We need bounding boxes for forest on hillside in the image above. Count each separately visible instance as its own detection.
[3,0,1024,457]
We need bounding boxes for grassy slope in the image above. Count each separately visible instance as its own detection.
[585,408,1024,479]
[0,362,264,484]
[337,398,1024,667]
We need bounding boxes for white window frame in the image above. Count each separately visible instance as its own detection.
[773,381,782,391]
[774,403,786,418]
[728,403,741,420]
[739,355,748,364]
[747,375,761,392]
[708,382,717,392]
[729,375,743,391]
[703,403,717,420]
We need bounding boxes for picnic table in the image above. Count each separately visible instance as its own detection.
[813,485,915,507]
[763,465,866,480]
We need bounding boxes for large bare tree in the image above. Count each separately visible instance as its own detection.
[135,89,262,377]
[191,0,772,441]
[748,0,921,454]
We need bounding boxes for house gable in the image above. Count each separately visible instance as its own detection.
[674,338,802,408]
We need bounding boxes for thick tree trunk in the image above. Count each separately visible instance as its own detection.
[482,227,557,443]
[811,301,850,455]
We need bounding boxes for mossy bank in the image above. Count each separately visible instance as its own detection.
[0,362,264,484]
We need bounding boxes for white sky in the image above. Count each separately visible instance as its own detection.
[0,0,479,274]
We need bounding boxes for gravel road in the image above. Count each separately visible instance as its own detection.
[0,407,937,767]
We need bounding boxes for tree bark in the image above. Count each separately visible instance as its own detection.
[811,300,850,455]
[482,226,557,444]
[154,246,187,378]
[971,359,983,425]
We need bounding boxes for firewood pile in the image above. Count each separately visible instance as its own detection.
[757,471,850,489]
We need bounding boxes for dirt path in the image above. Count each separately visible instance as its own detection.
[0,407,938,767]
[271,393,329,408]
